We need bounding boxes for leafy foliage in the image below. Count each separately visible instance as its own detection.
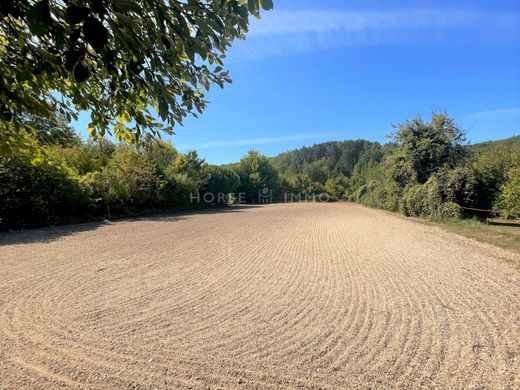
[0,153,90,228]
[204,165,240,195]
[159,150,207,206]
[0,0,273,147]
[499,168,520,218]
[391,113,467,183]
[90,145,159,212]
[236,150,279,202]
[272,113,519,221]
[1,110,518,228]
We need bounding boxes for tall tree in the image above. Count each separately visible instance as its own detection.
[0,0,273,152]
[236,150,278,202]
[391,112,467,184]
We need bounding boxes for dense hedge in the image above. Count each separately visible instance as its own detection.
[1,112,518,229]
[276,113,519,221]
[346,115,519,220]
[0,155,90,228]
[0,137,243,229]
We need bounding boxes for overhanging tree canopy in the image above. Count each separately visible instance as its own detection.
[0,0,273,151]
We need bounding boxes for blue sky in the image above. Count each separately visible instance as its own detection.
[75,0,520,164]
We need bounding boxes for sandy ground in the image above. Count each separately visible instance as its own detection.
[0,203,519,389]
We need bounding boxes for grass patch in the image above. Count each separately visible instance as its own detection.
[438,218,520,253]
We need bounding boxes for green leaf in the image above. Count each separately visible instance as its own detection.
[73,63,90,83]
[27,1,52,36]
[260,0,274,10]
[66,5,90,24]
[0,0,273,148]
[65,48,86,72]
[83,17,108,51]
[113,0,142,13]
[114,12,140,30]
[247,0,258,13]
[158,99,168,121]
[54,26,65,50]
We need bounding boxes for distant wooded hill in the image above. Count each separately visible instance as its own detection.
[270,135,520,181]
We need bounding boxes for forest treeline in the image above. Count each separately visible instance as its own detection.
[272,113,519,220]
[1,112,519,229]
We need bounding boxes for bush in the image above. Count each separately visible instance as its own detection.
[352,180,400,212]
[350,182,371,203]
[0,156,90,228]
[437,202,462,220]
[236,151,279,202]
[143,141,179,173]
[400,178,462,220]
[91,146,159,213]
[204,166,241,196]
[60,140,115,175]
[324,178,345,199]
[434,167,479,208]
[401,183,433,217]
[158,151,207,207]
[472,142,520,209]
[498,168,520,218]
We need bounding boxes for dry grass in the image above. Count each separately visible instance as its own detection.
[0,203,519,388]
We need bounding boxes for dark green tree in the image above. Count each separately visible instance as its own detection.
[204,165,240,195]
[22,112,80,147]
[236,150,278,202]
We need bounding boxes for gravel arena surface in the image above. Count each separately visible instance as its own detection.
[0,203,519,389]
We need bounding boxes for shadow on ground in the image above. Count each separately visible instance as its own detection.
[0,205,264,246]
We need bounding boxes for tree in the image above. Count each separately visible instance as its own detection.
[91,145,159,212]
[204,165,240,195]
[499,168,520,218]
[159,150,207,206]
[143,140,179,173]
[472,142,520,209]
[236,150,278,202]
[0,152,89,228]
[324,178,345,199]
[23,112,80,147]
[392,112,467,183]
[0,0,273,150]
[61,139,115,175]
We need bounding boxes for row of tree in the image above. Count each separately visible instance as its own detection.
[272,113,520,220]
[1,112,518,229]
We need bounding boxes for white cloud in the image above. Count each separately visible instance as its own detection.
[228,8,519,61]
[248,9,480,35]
[177,132,337,150]
[465,107,520,120]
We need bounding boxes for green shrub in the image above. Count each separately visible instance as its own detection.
[401,184,432,217]
[236,151,279,202]
[354,180,400,212]
[0,156,90,228]
[472,142,520,209]
[143,141,179,173]
[204,166,241,196]
[437,202,462,220]
[91,146,159,212]
[61,140,115,175]
[498,168,520,218]
[400,178,463,220]
[351,182,371,203]
[158,151,208,207]
[434,167,479,207]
